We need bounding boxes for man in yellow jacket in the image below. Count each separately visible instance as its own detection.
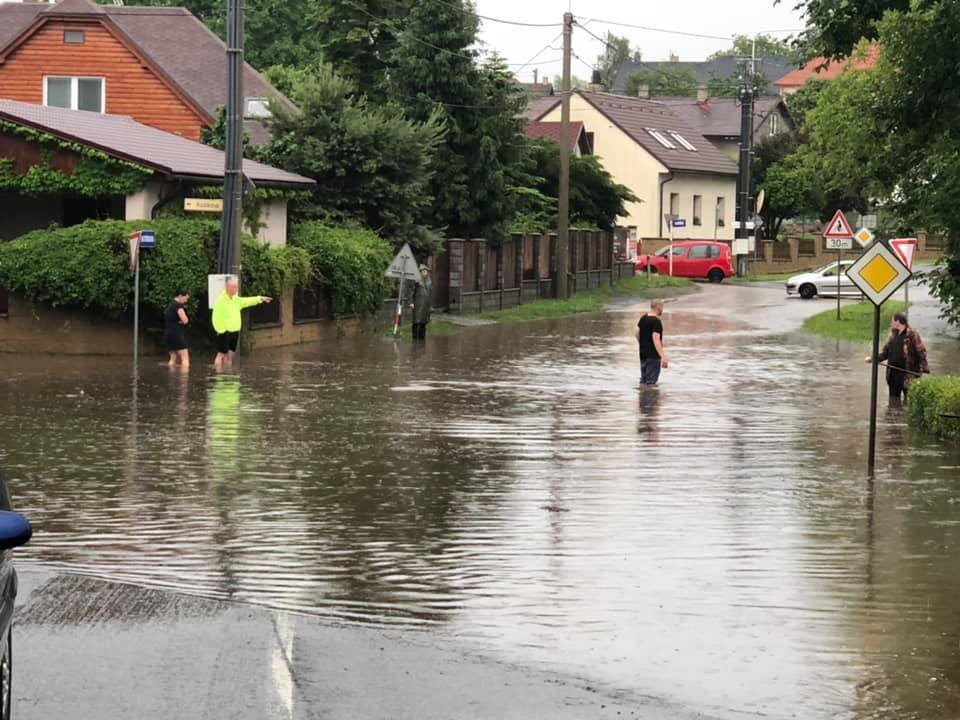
[212,276,272,369]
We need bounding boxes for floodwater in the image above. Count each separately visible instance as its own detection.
[2,280,960,719]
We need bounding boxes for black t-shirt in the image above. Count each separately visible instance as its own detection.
[637,314,663,359]
[164,300,185,336]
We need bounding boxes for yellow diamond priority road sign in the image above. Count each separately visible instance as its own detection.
[847,240,912,306]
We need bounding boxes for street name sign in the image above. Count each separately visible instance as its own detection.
[825,237,853,251]
[185,198,224,213]
[854,227,875,248]
[847,240,912,306]
[823,209,854,239]
[671,218,687,228]
[890,238,918,270]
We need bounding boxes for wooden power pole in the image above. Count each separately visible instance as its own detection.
[556,11,573,299]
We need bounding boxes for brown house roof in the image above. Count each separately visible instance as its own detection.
[0,0,293,144]
[775,45,880,89]
[524,120,591,154]
[652,96,788,140]
[576,92,737,176]
[0,99,314,188]
[523,96,561,122]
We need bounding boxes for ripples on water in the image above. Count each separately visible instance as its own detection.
[2,287,960,719]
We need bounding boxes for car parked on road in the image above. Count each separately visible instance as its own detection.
[634,241,734,283]
[785,261,862,299]
[0,471,32,720]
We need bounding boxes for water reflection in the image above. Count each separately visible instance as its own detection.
[1,283,959,719]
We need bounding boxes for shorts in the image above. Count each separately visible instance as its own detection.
[216,331,240,354]
[164,330,188,352]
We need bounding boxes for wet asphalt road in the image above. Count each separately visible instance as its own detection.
[4,275,960,719]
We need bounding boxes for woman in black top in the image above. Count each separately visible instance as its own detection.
[164,291,191,368]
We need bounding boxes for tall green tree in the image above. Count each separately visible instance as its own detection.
[708,33,798,61]
[514,139,638,232]
[129,0,325,70]
[595,33,642,90]
[624,67,698,97]
[388,0,530,240]
[261,64,445,253]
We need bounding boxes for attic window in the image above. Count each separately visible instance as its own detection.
[244,97,272,119]
[64,30,85,44]
[645,128,676,149]
[669,132,697,151]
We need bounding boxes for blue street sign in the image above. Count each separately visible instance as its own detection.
[139,230,156,248]
[671,218,686,228]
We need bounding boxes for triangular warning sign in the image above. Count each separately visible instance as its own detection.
[823,209,854,239]
[385,242,420,280]
[890,238,917,271]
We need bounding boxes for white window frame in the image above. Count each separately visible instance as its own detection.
[669,131,697,151]
[42,76,105,113]
[769,113,779,136]
[244,97,272,119]
[645,128,676,149]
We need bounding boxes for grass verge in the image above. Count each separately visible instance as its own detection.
[476,275,694,324]
[728,271,799,284]
[907,376,960,441]
[802,300,907,342]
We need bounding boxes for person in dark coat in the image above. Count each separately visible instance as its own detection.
[407,264,433,341]
[164,291,191,368]
[865,311,929,402]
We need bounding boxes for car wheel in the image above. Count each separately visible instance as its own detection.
[708,269,724,283]
[1,628,10,720]
[799,283,817,300]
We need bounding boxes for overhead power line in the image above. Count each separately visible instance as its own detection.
[427,0,563,27]
[575,15,732,42]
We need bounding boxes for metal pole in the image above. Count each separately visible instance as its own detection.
[736,71,754,278]
[836,249,841,321]
[904,280,909,322]
[218,0,245,276]
[556,11,573,299]
[133,249,140,365]
[668,222,674,276]
[394,276,405,336]
[868,304,881,475]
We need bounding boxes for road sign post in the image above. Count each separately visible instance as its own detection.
[385,243,420,336]
[823,211,855,321]
[129,230,156,365]
[846,240,912,475]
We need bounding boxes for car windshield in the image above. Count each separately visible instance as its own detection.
[656,247,670,257]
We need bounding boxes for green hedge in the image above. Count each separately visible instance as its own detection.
[0,218,309,321]
[907,376,960,441]
[289,222,393,317]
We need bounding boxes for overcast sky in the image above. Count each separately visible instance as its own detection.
[474,0,806,82]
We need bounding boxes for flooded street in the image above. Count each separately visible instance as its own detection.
[3,281,960,719]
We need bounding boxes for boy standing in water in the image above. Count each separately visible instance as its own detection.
[635,299,669,385]
[164,291,191,368]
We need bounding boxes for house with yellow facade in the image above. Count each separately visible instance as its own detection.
[526,91,738,241]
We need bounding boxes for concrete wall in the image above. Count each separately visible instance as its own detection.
[124,180,164,221]
[250,197,288,248]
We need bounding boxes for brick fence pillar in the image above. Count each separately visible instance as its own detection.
[447,238,465,315]
[475,238,487,313]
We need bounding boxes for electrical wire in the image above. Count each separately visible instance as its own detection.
[575,16,734,42]
[513,31,565,74]
[427,0,563,27]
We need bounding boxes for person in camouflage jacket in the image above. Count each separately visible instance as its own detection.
[867,311,930,401]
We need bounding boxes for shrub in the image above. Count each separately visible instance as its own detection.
[289,222,393,317]
[907,376,960,441]
[0,218,308,322]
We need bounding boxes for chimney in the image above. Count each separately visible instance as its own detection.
[542,75,551,85]
[533,68,538,84]
[697,84,708,102]
[670,53,679,63]
[637,84,650,99]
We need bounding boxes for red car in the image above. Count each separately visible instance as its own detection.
[635,241,734,283]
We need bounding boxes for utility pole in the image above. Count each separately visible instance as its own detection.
[556,11,573,299]
[218,0,244,276]
[735,57,755,278]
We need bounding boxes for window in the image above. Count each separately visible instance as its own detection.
[43,76,104,112]
[669,131,697,151]
[688,244,709,259]
[708,245,721,259]
[64,30,85,44]
[693,195,702,226]
[584,131,595,154]
[669,192,679,217]
[244,97,272,119]
[646,128,676,149]
[770,113,779,136]
[716,196,726,228]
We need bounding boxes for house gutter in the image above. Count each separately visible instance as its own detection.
[658,172,673,238]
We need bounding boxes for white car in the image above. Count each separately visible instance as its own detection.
[785,261,863,299]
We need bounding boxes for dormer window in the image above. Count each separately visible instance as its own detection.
[63,30,85,44]
[244,97,272,119]
[44,76,104,113]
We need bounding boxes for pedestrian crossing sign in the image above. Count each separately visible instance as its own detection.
[846,240,911,306]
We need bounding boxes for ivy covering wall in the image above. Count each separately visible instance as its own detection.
[0,120,153,197]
